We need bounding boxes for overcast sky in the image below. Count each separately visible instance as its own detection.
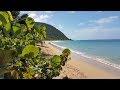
[21,11,120,40]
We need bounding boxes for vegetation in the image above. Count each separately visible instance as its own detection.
[35,22,70,40]
[0,11,71,79]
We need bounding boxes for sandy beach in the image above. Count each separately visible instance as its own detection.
[39,41,119,79]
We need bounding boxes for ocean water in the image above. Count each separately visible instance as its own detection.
[52,40,120,69]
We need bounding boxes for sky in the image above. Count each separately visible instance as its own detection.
[20,11,120,40]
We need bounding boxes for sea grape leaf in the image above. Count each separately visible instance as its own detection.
[14,61,22,67]
[0,21,2,26]
[0,11,9,26]
[19,45,39,58]
[34,25,39,33]
[0,49,16,64]
[21,24,27,32]
[42,31,46,38]
[25,17,34,30]
[4,22,11,34]
[39,25,46,31]
[26,33,33,40]
[62,48,71,56]
[12,23,21,36]
[6,11,13,21]
[51,55,61,67]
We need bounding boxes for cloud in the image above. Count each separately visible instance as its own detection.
[39,15,49,21]
[44,11,53,13]
[89,16,119,25]
[68,11,76,13]
[71,27,120,40]
[29,13,36,17]
[21,11,52,23]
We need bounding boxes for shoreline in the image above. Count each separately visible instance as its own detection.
[50,41,120,75]
[43,41,120,79]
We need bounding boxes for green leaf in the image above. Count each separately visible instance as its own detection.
[6,11,13,21]
[0,11,9,26]
[34,25,39,33]
[27,67,35,75]
[19,45,39,58]
[0,21,2,26]
[62,48,71,56]
[12,23,21,36]
[25,17,34,30]
[42,31,46,38]
[4,22,11,34]
[0,49,16,64]
[51,55,61,67]
[14,61,22,67]
[26,33,33,40]
[21,24,27,32]
[39,25,46,31]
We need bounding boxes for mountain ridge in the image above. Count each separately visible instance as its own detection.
[35,22,70,40]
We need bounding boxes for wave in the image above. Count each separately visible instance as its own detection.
[50,41,120,70]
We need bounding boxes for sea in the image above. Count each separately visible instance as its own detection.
[51,40,120,76]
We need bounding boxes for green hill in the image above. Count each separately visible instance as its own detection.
[35,22,70,40]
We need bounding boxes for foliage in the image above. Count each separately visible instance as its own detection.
[0,11,71,79]
[10,11,20,19]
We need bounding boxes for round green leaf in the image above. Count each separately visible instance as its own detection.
[51,55,61,67]
[62,48,71,56]
[19,45,39,58]
[21,24,27,32]
[4,22,11,34]
[25,17,34,30]
[12,23,21,36]
[0,11,9,26]
[6,11,13,21]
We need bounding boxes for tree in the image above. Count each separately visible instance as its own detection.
[20,14,28,19]
[10,11,20,19]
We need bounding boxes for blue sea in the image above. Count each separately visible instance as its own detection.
[52,40,120,70]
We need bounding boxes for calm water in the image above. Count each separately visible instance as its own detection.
[53,40,120,66]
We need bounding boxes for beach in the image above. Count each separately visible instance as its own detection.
[40,41,119,79]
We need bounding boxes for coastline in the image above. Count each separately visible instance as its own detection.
[42,41,120,79]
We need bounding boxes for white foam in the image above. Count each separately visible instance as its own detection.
[50,42,120,70]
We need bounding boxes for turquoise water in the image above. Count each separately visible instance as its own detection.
[53,40,120,67]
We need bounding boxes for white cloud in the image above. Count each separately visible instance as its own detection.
[21,11,51,23]
[89,16,119,25]
[44,11,53,13]
[40,15,49,20]
[71,27,120,40]
[68,11,76,13]
[29,13,36,18]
